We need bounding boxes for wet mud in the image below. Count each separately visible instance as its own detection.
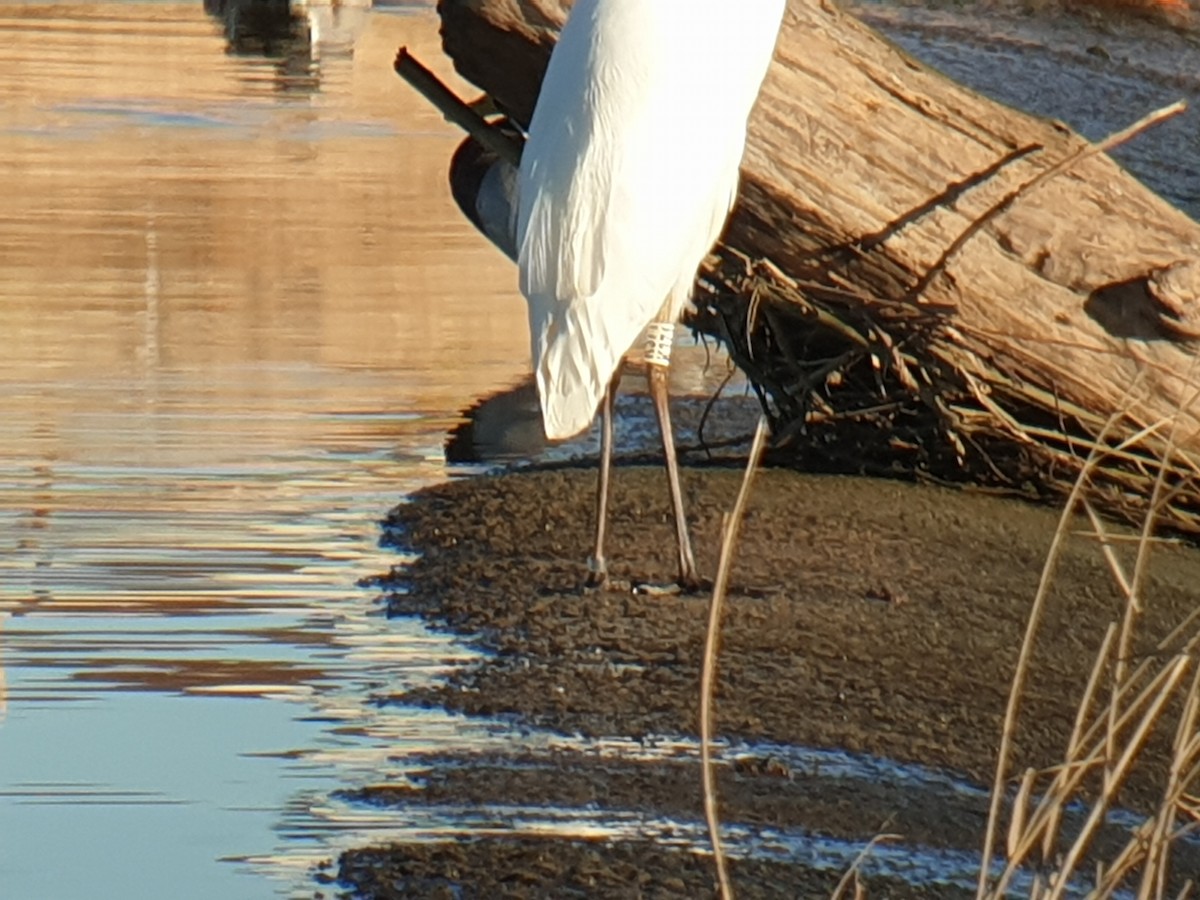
[339,465,1200,897]
[333,2,1200,895]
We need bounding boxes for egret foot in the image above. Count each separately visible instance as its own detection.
[632,580,682,597]
[632,575,712,597]
[582,556,609,592]
[581,557,635,594]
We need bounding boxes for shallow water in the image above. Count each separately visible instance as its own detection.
[2,3,1196,898]
[0,3,533,896]
[0,5,756,895]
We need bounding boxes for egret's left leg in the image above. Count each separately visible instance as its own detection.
[585,372,620,590]
[644,321,700,590]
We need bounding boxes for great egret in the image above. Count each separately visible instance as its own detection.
[453,0,785,589]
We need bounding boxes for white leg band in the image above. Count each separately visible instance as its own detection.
[644,321,675,369]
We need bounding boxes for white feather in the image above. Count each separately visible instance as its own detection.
[517,0,786,440]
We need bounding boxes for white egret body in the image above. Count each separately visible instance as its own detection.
[517,0,786,440]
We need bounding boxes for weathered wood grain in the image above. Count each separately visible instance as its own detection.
[436,0,1200,531]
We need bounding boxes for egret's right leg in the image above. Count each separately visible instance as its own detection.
[645,322,701,590]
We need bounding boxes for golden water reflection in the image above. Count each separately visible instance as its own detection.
[0,7,532,895]
[0,5,767,896]
[0,4,530,620]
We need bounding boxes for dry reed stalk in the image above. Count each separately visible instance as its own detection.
[989,640,1196,895]
[1006,767,1038,859]
[909,100,1186,303]
[1114,378,1192,688]
[983,385,1200,898]
[1138,667,1200,899]
[1004,620,1116,864]
[830,833,902,900]
[977,408,1129,897]
[700,417,770,900]
[990,598,1199,890]
[1044,656,1192,900]
[1084,502,1136,601]
[978,394,1194,886]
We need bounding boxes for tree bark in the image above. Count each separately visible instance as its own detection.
[435,0,1200,533]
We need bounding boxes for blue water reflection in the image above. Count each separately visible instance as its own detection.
[0,1,526,896]
[3,1,1195,896]
[1,691,315,899]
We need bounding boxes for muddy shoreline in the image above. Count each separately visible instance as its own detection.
[333,1,1200,895]
[337,465,1200,897]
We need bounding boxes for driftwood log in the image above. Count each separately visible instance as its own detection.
[437,0,1200,533]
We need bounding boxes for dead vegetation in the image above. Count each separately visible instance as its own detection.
[690,402,1200,896]
[977,407,1200,898]
[437,0,1200,541]
[382,1,1200,894]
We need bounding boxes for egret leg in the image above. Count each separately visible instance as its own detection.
[646,351,701,590]
[585,372,620,590]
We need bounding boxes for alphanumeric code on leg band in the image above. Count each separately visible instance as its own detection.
[644,321,675,368]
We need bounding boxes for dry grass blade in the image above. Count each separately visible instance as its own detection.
[1139,667,1200,900]
[991,752,1105,895]
[1045,655,1192,900]
[1007,768,1036,859]
[700,417,770,900]
[1083,501,1133,599]
[1115,379,1191,686]
[830,833,902,900]
[1038,621,1117,864]
[983,375,1200,896]
[977,408,1127,898]
[992,649,1196,896]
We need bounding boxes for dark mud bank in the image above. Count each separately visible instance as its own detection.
[338,466,1200,897]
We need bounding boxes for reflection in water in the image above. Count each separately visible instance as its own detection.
[0,1,758,887]
[445,379,547,463]
[0,620,6,724]
[9,2,1189,896]
[201,0,384,91]
[0,3,533,897]
[443,358,762,465]
[205,0,308,58]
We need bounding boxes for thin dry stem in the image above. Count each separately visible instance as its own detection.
[1007,768,1036,859]
[700,417,770,900]
[1083,501,1134,599]
[911,101,1187,301]
[1139,669,1200,900]
[1045,656,1192,900]
[830,833,902,900]
[1117,375,1194,686]
[993,625,1200,896]
[977,409,1126,898]
[990,612,1200,894]
[985,378,1200,896]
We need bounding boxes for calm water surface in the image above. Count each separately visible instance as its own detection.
[3,3,1197,898]
[0,3,532,896]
